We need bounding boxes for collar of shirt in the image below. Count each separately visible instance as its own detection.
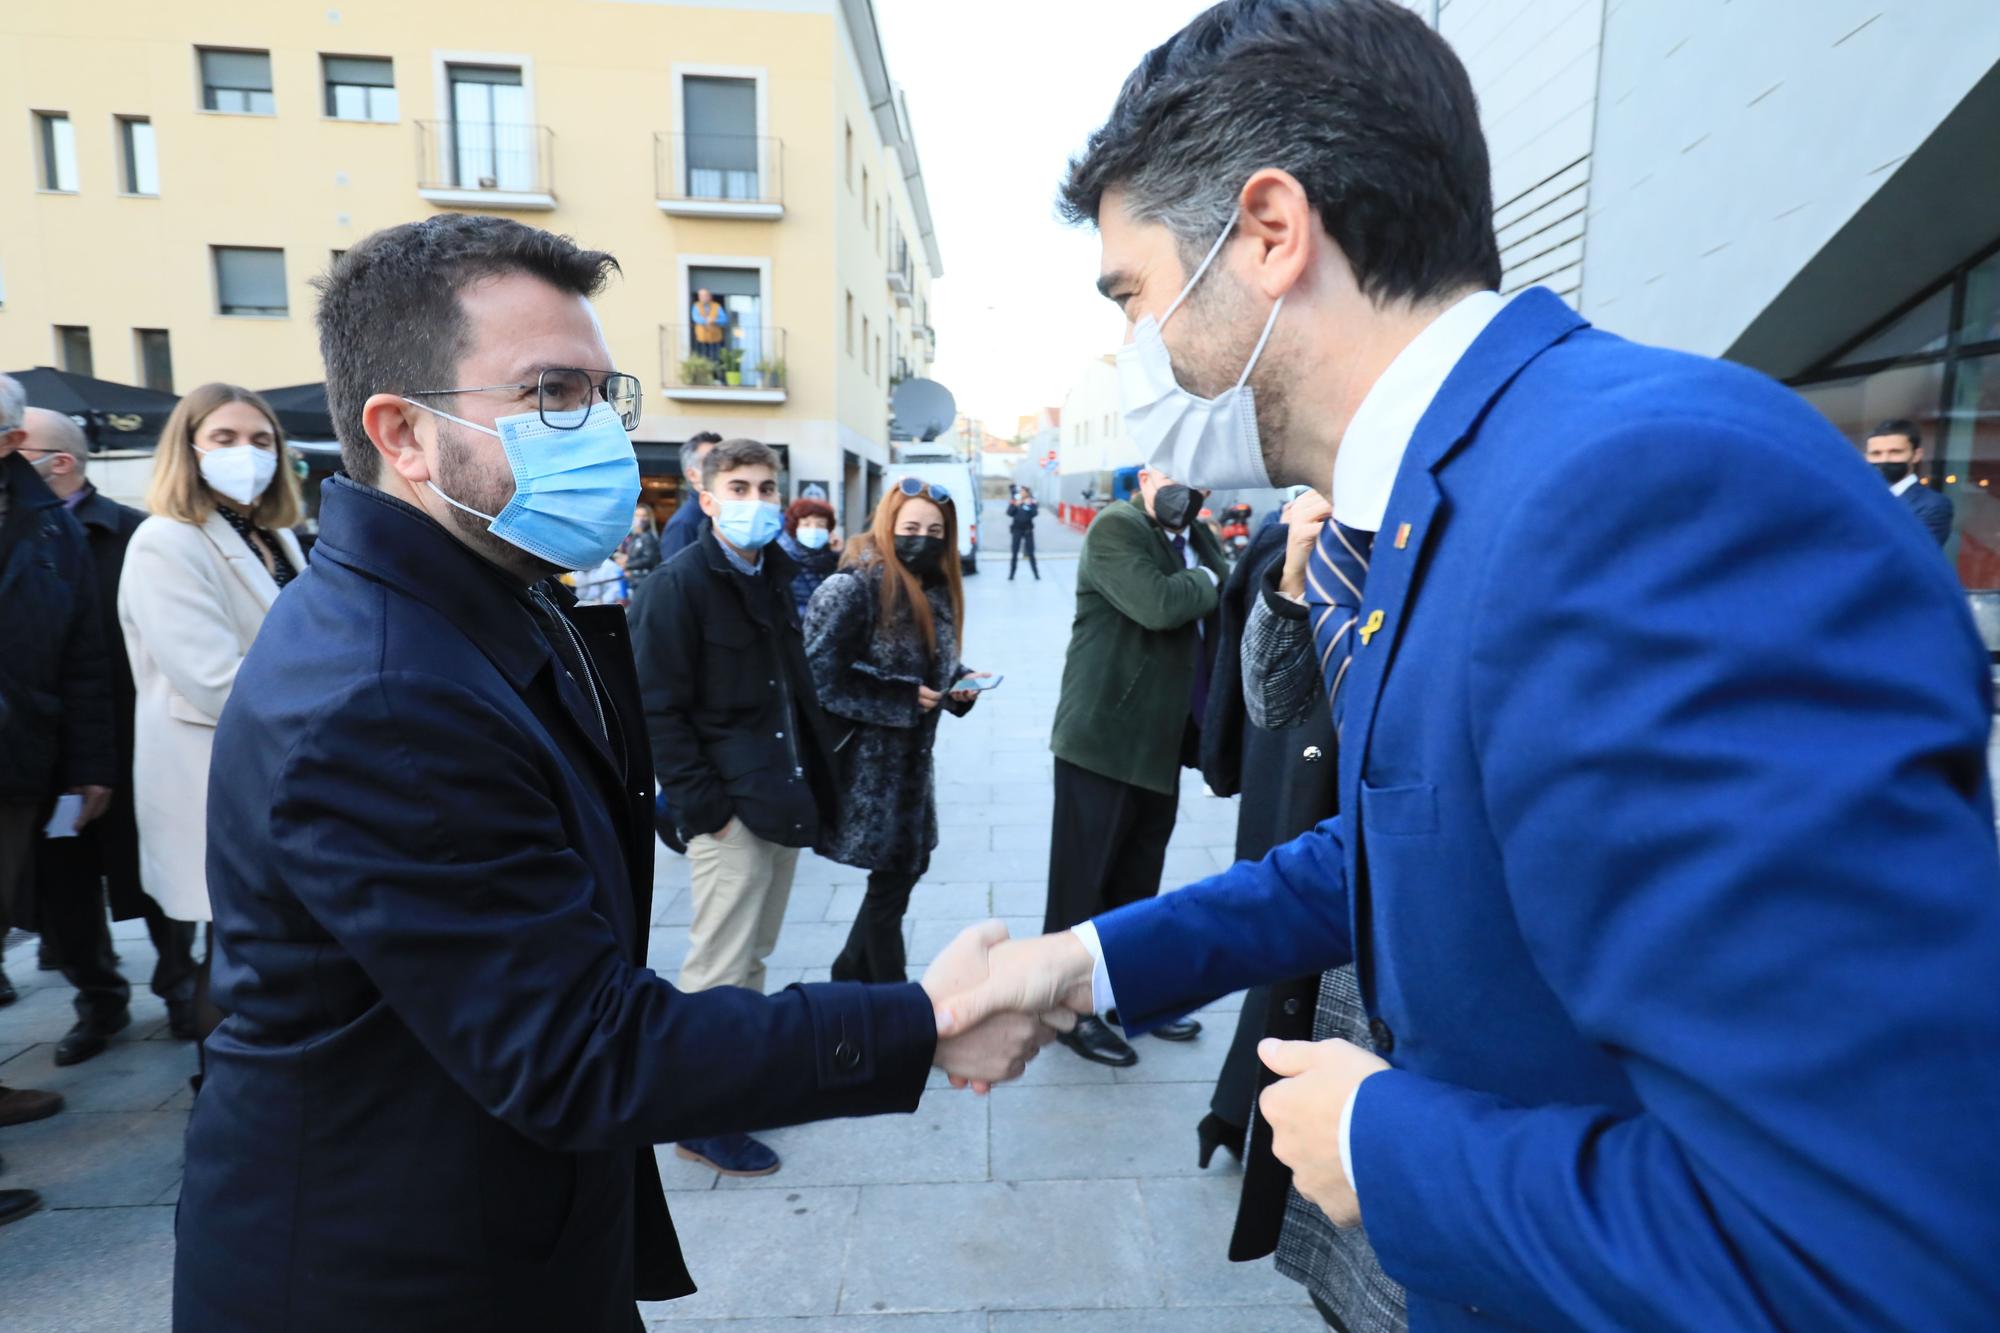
[1331,288,1508,533]
[62,481,93,511]
[1892,474,1919,497]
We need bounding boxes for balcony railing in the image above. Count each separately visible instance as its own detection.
[887,234,914,304]
[416,120,555,208]
[662,324,789,401]
[655,133,784,219]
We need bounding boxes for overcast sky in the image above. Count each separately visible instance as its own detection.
[873,0,1213,434]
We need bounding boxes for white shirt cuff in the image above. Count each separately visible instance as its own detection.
[1200,566,1221,587]
[1069,923,1117,1016]
[1338,1085,1360,1204]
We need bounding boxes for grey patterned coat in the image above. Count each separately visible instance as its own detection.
[803,564,973,875]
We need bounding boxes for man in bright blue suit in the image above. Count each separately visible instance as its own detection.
[932,2,2000,1329]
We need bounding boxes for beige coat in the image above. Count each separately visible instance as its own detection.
[118,511,303,923]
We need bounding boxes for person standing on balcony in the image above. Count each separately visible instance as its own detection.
[690,288,728,365]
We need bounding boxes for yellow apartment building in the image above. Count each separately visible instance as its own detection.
[0,0,943,531]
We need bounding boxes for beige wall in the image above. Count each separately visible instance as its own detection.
[0,0,942,512]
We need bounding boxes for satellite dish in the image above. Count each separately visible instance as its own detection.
[891,377,958,442]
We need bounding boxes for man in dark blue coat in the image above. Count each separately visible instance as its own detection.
[1865,417,1955,546]
[931,4,2000,1330]
[178,215,1049,1332]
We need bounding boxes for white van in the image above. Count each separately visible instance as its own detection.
[885,457,983,575]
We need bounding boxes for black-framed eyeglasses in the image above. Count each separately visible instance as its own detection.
[896,476,953,504]
[406,368,642,431]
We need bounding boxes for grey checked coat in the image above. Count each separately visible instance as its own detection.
[803,563,973,876]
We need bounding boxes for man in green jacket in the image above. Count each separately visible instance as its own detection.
[1043,467,1229,1066]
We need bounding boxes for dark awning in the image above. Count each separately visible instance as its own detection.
[6,366,180,450]
[258,382,336,441]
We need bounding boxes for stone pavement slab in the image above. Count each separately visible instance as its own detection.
[0,1203,176,1333]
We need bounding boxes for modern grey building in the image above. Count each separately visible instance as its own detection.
[1417,0,2000,586]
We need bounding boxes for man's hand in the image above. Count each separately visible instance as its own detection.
[921,921,1063,1092]
[69,785,112,830]
[931,930,1094,1045]
[1278,489,1332,600]
[1257,1037,1389,1227]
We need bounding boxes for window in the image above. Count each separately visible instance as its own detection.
[682,75,758,200]
[684,265,774,387]
[323,55,396,122]
[117,116,158,195]
[861,166,869,223]
[875,203,882,255]
[846,291,855,356]
[35,112,77,191]
[863,317,871,374]
[55,325,93,376]
[134,329,173,392]
[200,49,275,115]
[214,246,288,316]
[876,335,883,386]
[844,121,853,189]
[446,64,531,190]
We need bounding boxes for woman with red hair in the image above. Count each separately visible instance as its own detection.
[777,496,840,620]
[804,478,987,982]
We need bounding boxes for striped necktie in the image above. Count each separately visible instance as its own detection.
[1302,519,1374,721]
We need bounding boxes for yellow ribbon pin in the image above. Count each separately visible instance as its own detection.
[1358,609,1385,645]
[1394,522,1412,550]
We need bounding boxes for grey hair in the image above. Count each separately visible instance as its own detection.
[22,406,89,471]
[0,373,23,432]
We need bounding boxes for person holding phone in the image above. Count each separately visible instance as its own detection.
[805,477,985,983]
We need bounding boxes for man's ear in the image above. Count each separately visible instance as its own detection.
[362,394,433,485]
[697,487,720,519]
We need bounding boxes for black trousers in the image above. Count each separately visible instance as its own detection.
[34,832,198,1011]
[1043,757,1180,935]
[1009,529,1038,578]
[833,869,921,984]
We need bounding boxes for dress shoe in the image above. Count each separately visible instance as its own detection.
[0,1189,40,1227]
[1057,1014,1137,1068]
[0,1086,64,1128]
[36,944,60,971]
[1197,1112,1246,1169]
[675,1131,780,1178]
[54,1010,130,1067]
[0,968,15,1007]
[1105,1008,1203,1043]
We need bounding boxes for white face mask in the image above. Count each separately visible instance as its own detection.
[199,446,279,507]
[1115,217,1284,491]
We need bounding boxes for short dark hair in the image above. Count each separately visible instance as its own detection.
[1060,0,1501,304]
[1870,418,1922,449]
[314,215,620,484]
[701,437,778,491]
[785,497,836,534]
[687,431,723,449]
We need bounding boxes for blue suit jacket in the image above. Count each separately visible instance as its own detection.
[178,478,935,1332]
[1096,290,2000,1331]
[1901,479,1955,546]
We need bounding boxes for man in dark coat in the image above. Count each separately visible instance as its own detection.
[656,431,721,562]
[1043,468,1227,1066]
[177,215,1048,1332]
[20,408,201,1060]
[1864,417,1954,546]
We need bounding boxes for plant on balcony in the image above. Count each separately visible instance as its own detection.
[757,358,786,389]
[680,355,716,387]
[719,346,744,386]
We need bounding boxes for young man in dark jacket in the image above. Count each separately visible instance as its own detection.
[630,437,844,1178]
[1042,467,1227,1067]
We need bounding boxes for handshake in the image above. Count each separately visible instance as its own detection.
[918,921,1098,1092]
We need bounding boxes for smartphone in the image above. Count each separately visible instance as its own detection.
[958,674,1004,692]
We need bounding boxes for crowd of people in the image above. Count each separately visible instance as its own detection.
[3,2,1999,1330]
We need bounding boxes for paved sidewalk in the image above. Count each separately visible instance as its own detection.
[0,559,1320,1331]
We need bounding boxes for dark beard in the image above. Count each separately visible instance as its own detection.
[432,419,561,582]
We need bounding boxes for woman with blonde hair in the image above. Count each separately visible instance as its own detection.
[804,477,988,983]
[120,383,304,1040]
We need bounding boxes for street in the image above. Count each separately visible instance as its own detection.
[0,550,1321,1332]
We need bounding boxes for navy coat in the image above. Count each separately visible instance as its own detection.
[178,476,936,1332]
[1900,478,1954,546]
[1096,290,2000,1330]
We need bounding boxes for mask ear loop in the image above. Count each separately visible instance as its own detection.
[1161,218,1240,326]
[1235,296,1286,391]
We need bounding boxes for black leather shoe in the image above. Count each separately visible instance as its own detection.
[0,1189,40,1227]
[1057,1014,1137,1067]
[54,1010,130,1067]
[165,997,198,1041]
[1104,1008,1204,1043]
[1197,1112,1246,1169]
[0,969,15,1007]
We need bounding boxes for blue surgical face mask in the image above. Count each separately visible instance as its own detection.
[795,525,831,550]
[404,399,642,571]
[716,498,783,551]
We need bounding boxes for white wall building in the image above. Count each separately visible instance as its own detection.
[1415,0,2000,585]
[1058,353,1140,504]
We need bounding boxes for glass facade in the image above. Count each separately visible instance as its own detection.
[1792,236,2000,587]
